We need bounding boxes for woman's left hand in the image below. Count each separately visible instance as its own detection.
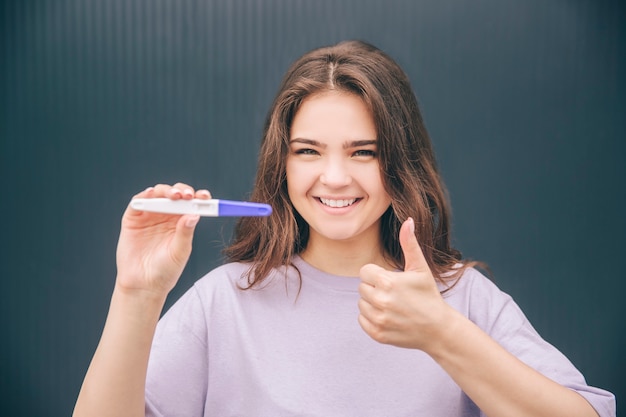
[358,217,457,352]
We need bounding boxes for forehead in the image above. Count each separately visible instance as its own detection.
[290,91,377,142]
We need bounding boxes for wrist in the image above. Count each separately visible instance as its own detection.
[420,306,469,360]
[111,282,168,315]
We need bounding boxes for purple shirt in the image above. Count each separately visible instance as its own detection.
[145,257,615,416]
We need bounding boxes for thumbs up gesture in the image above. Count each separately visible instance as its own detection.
[358,217,455,351]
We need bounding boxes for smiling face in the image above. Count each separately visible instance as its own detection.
[286,90,392,253]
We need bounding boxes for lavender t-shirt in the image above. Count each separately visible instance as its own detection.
[145,257,615,416]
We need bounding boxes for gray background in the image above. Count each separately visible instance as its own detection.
[1,0,623,415]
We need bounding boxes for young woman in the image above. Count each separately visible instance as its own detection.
[73,40,615,417]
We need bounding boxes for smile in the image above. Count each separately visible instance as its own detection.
[318,197,358,208]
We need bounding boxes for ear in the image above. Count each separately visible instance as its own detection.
[400,218,428,272]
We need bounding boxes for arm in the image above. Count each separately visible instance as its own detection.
[426,308,599,417]
[73,184,210,417]
[358,218,600,417]
[73,287,166,417]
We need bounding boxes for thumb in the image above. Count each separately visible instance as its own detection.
[171,215,200,260]
[400,217,428,272]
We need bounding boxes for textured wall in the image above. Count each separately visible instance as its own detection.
[1,0,624,415]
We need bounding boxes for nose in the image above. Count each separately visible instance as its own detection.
[319,158,352,187]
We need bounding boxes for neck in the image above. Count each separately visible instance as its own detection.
[300,234,393,277]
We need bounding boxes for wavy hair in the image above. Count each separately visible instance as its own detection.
[224,40,477,288]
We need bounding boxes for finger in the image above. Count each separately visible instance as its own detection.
[127,186,156,215]
[358,281,377,304]
[172,182,195,200]
[151,184,176,197]
[400,217,428,272]
[357,312,374,337]
[131,186,155,200]
[357,308,389,345]
[170,214,200,261]
[357,297,380,322]
[357,297,382,328]
[195,189,212,199]
[359,263,388,287]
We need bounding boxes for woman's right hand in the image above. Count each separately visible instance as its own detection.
[115,183,211,297]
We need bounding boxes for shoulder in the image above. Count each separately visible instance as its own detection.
[194,261,253,288]
[441,267,527,333]
[158,262,263,335]
[441,266,507,303]
[161,262,253,318]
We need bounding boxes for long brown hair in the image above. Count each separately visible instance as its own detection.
[224,40,476,288]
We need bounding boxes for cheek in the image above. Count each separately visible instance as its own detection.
[286,159,316,187]
[368,169,392,205]
[364,167,386,189]
[285,155,297,177]
[285,159,296,188]
[285,159,305,197]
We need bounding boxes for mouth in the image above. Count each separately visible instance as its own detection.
[318,197,359,208]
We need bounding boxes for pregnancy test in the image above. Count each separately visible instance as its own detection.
[130,198,272,217]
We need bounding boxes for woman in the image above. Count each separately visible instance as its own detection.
[74,40,615,417]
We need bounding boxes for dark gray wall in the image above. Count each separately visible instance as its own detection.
[1,0,623,415]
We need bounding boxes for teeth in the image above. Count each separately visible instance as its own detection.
[319,198,357,208]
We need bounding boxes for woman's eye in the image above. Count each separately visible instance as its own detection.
[353,149,377,158]
[294,148,318,155]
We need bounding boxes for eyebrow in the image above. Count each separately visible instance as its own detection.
[289,138,377,149]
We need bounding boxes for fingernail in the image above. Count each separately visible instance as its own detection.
[407,217,415,234]
[171,188,182,196]
[183,189,193,197]
[185,215,200,228]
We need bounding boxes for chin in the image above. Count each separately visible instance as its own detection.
[314,227,365,243]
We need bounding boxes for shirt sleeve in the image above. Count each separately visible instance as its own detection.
[145,285,209,417]
[464,271,616,417]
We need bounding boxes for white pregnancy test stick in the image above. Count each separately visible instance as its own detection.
[130,198,272,217]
